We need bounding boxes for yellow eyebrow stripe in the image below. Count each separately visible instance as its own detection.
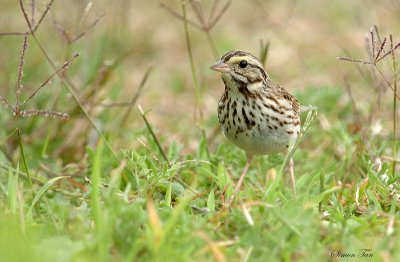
[227,56,259,65]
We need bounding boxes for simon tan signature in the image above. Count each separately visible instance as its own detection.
[330,249,374,258]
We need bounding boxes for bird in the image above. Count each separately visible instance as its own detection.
[210,50,300,203]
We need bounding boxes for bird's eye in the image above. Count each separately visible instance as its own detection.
[239,60,248,68]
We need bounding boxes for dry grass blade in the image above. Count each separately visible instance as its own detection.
[98,101,140,107]
[32,0,54,32]
[0,0,54,36]
[208,0,231,30]
[390,33,397,177]
[390,34,396,65]
[344,77,362,125]
[208,0,220,23]
[337,57,373,65]
[371,27,376,61]
[78,2,93,28]
[138,104,170,166]
[160,2,202,30]
[162,0,228,58]
[373,25,382,44]
[259,39,270,67]
[340,49,374,85]
[181,0,202,116]
[161,0,231,32]
[19,110,69,120]
[339,27,400,100]
[70,12,105,43]
[98,65,152,109]
[19,0,34,32]
[52,10,104,44]
[137,138,163,167]
[189,0,206,28]
[375,41,400,63]
[52,20,72,43]
[17,0,126,171]
[1,32,78,120]
[365,34,374,63]
[197,232,226,262]
[374,66,400,100]
[22,51,80,106]
[121,66,153,123]
[375,37,387,62]
[0,32,27,36]
[30,0,35,26]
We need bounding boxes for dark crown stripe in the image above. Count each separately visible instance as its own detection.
[221,50,258,62]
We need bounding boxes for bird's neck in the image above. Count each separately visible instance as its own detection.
[222,74,271,98]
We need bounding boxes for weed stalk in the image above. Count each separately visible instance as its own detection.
[181,0,211,160]
[390,34,397,177]
[16,128,32,190]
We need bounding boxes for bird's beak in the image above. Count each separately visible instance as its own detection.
[210,60,231,73]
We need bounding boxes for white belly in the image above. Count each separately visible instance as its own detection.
[222,122,299,155]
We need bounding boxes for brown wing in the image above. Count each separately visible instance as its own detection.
[276,85,300,117]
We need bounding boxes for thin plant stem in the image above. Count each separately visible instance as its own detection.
[121,66,153,125]
[391,34,397,177]
[208,0,231,29]
[138,105,198,194]
[138,105,170,166]
[0,162,44,185]
[319,172,324,212]
[0,129,18,164]
[91,139,107,258]
[30,0,35,26]
[161,1,228,59]
[15,34,29,112]
[374,65,400,100]
[375,42,400,63]
[32,0,54,33]
[70,12,105,43]
[263,109,317,200]
[181,0,211,161]
[1,129,18,145]
[201,128,211,160]
[160,3,202,30]
[22,51,80,106]
[0,0,54,36]
[19,0,122,168]
[17,128,33,190]
[205,30,219,59]
[339,53,400,100]
[181,0,202,115]
[259,39,270,67]
[208,0,220,23]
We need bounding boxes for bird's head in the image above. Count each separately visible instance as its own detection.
[210,51,269,88]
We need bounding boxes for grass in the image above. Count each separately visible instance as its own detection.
[0,0,399,261]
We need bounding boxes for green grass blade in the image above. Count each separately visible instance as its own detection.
[207,190,215,212]
[263,109,318,200]
[17,128,33,190]
[26,176,69,220]
[91,139,109,259]
[7,166,19,213]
